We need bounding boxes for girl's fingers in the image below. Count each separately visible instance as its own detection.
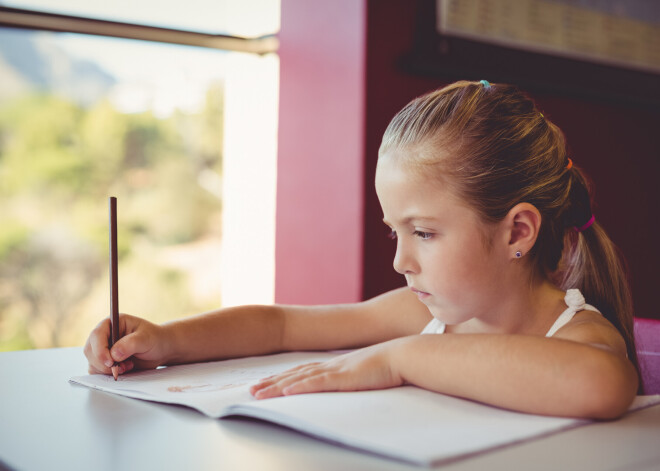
[250,362,323,394]
[87,364,105,375]
[253,379,298,399]
[86,357,134,377]
[250,375,292,397]
[251,364,335,399]
[272,362,321,377]
[282,373,336,395]
[84,318,114,374]
[110,328,153,363]
[286,362,321,372]
[117,359,135,375]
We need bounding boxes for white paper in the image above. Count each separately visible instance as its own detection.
[70,351,340,417]
[70,352,660,466]
[226,387,584,465]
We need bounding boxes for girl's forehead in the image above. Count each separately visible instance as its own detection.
[376,153,443,192]
[376,152,479,223]
[378,160,453,208]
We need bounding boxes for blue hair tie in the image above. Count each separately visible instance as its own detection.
[480,80,491,89]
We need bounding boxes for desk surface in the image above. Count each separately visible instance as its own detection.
[1,348,659,471]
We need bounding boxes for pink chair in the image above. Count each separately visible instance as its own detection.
[634,317,660,395]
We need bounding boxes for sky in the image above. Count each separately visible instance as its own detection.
[7,0,280,116]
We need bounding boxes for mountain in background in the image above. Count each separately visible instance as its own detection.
[0,27,116,106]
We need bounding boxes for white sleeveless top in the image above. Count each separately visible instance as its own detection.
[420,289,600,337]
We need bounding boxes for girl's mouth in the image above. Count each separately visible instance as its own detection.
[410,287,430,299]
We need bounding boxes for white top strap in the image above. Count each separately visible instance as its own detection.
[421,318,445,334]
[545,289,600,337]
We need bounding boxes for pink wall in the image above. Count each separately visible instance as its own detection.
[275,0,367,304]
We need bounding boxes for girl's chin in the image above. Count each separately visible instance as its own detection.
[427,308,466,327]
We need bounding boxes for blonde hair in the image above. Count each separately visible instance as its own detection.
[380,81,641,390]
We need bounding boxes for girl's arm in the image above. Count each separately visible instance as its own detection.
[391,315,638,418]
[165,287,430,363]
[84,287,432,375]
[280,287,431,351]
[252,311,638,419]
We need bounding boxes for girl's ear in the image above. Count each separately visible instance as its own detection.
[505,203,542,258]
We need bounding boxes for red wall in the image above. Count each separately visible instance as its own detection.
[362,0,444,300]
[535,97,660,320]
[277,0,660,319]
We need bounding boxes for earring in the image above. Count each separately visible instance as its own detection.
[515,251,522,258]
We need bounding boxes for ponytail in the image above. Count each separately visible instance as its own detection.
[558,170,642,392]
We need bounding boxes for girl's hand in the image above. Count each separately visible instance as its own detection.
[249,342,404,399]
[83,314,168,376]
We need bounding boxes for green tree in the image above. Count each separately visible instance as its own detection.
[0,83,224,350]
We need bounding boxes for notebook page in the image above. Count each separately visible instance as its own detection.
[228,388,660,466]
[225,386,583,465]
[70,351,340,417]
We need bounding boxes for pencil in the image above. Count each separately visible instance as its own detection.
[109,197,120,381]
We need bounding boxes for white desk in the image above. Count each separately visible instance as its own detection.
[1,348,659,471]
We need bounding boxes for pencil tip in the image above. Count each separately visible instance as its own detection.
[111,365,119,381]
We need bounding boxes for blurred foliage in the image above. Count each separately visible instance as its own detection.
[0,82,225,351]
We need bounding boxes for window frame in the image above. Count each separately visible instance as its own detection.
[0,6,278,54]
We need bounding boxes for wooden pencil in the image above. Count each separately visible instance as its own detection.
[109,196,120,381]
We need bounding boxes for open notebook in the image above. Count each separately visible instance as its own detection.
[70,351,660,466]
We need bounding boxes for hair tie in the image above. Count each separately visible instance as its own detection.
[565,168,593,233]
[479,80,491,89]
[574,214,595,233]
[566,158,573,170]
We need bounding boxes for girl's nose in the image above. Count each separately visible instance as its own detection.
[393,240,418,275]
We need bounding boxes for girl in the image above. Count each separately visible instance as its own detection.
[85,80,640,419]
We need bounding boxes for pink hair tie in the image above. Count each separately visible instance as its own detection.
[574,214,595,233]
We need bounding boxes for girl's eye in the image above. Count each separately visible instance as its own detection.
[414,230,433,240]
[387,230,397,240]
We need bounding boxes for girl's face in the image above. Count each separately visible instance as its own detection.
[375,152,511,326]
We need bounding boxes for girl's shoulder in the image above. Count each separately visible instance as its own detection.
[552,303,628,358]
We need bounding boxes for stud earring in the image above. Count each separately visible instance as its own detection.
[515,251,522,258]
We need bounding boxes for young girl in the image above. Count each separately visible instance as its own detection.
[85,80,640,419]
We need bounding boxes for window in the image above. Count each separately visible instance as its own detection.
[0,1,279,350]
